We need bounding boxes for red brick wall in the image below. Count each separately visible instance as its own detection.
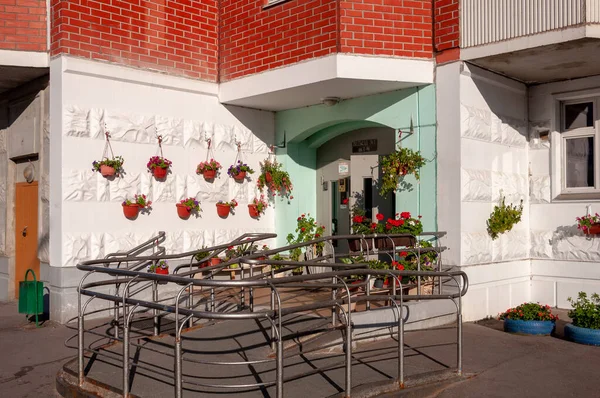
[434,0,459,63]
[219,0,338,81]
[50,0,218,81]
[339,0,433,58]
[0,0,47,51]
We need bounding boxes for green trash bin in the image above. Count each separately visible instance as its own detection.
[18,269,43,327]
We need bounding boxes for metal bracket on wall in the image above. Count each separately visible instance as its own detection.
[273,130,287,149]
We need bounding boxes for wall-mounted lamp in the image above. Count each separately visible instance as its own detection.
[322,97,341,106]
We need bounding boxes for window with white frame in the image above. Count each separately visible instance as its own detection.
[559,98,599,195]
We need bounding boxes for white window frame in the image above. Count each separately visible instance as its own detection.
[551,90,600,200]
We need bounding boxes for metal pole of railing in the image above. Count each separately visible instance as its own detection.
[335,276,352,397]
[153,281,159,336]
[210,274,216,312]
[175,314,193,398]
[266,281,283,398]
[77,271,95,387]
[270,268,276,350]
[455,275,463,376]
[249,261,254,311]
[78,295,96,386]
[123,304,140,398]
[417,241,421,296]
[175,283,193,336]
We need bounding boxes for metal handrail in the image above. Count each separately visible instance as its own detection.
[72,231,465,398]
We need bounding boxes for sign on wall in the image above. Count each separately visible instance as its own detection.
[338,162,349,175]
[352,139,377,153]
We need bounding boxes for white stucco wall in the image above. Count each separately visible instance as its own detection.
[529,75,600,308]
[47,56,276,321]
[459,64,530,320]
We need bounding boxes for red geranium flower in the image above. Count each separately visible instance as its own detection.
[400,251,408,257]
[400,212,411,219]
[370,223,377,229]
[352,215,364,223]
[376,213,384,221]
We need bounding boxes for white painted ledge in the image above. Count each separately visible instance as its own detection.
[55,55,218,97]
[461,25,596,60]
[219,54,434,111]
[0,49,48,68]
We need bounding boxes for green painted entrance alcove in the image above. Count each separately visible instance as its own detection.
[273,85,437,246]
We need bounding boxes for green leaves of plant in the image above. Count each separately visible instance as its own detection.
[486,196,523,240]
[568,292,600,329]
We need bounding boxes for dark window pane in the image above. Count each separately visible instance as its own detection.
[363,178,372,219]
[566,137,594,188]
[564,102,594,130]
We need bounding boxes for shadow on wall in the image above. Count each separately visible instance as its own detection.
[223,104,275,148]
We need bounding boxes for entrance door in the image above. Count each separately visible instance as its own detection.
[15,182,39,298]
[350,154,395,223]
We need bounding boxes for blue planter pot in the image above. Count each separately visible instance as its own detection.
[565,323,600,346]
[503,319,555,335]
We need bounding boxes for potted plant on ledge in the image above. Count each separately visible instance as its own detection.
[248,195,268,218]
[122,194,152,219]
[499,303,558,335]
[176,197,201,219]
[216,199,238,218]
[565,292,600,346]
[148,260,169,279]
[227,160,254,182]
[92,156,124,178]
[196,159,222,181]
[147,156,172,179]
[577,213,600,235]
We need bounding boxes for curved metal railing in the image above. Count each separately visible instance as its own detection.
[67,231,466,398]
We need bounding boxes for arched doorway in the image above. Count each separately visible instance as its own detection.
[316,127,396,252]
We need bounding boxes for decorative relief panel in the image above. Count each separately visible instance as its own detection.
[109,173,140,202]
[152,174,178,202]
[461,168,492,202]
[461,104,492,141]
[63,170,97,201]
[529,175,551,204]
[229,179,249,203]
[492,172,528,203]
[105,110,156,143]
[186,175,229,203]
[64,234,91,267]
[492,230,529,262]
[530,230,553,259]
[64,106,90,137]
[183,120,205,147]
[156,116,183,146]
[213,124,234,150]
[462,232,493,265]
[492,114,527,148]
[89,108,105,139]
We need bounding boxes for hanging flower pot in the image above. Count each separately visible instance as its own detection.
[122,194,152,219]
[153,167,168,179]
[92,132,124,178]
[216,204,230,217]
[248,204,259,218]
[156,266,169,275]
[176,204,191,219]
[122,204,139,219]
[258,158,293,200]
[227,160,254,182]
[196,159,221,181]
[210,257,222,266]
[176,197,201,220]
[100,165,116,177]
[147,156,172,180]
[248,195,268,219]
[149,260,169,275]
[216,199,238,218]
[265,172,273,183]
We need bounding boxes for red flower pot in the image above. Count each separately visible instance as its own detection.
[216,204,230,218]
[248,204,259,218]
[153,167,168,179]
[203,169,216,180]
[200,261,210,268]
[584,224,600,235]
[176,203,191,219]
[233,171,246,181]
[265,172,273,183]
[122,204,140,219]
[100,165,116,177]
[210,257,222,266]
[156,267,168,275]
